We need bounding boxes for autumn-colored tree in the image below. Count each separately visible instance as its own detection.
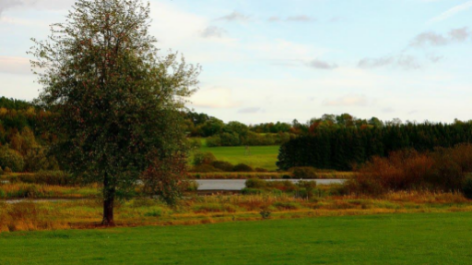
[30,0,199,225]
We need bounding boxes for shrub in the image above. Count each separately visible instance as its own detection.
[4,167,12,174]
[144,209,162,217]
[182,180,199,192]
[291,167,318,179]
[255,167,269,172]
[0,148,24,172]
[245,178,267,189]
[462,175,472,199]
[232,163,254,172]
[0,166,3,175]
[17,171,74,186]
[351,146,472,195]
[206,135,221,147]
[273,202,300,210]
[193,152,216,166]
[298,181,317,199]
[260,209,271,219]
[211,160,234,172]
[188,138,202,149]
[241,188,263,195]
[191,164,222,173]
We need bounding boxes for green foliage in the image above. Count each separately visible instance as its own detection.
[245,178,267,189]
[297,181,317,199]
[191,164,222,173]
[232,163,254,172]
[0,148,24,172]
[211,160,234,172]
[30,0,200,223]
[193,152,217,166]
[206,135,221,147]
[291,167,318,179]
[17,171,74,186]
[278,122,472,171]
[259,209,271,219]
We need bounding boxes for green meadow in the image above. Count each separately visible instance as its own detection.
[196,145,280,171]
[1,212,472,264]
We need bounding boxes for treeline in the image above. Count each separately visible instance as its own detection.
[184,112,296,146]
[183,112,388,147]
[278,122,472,171]
[0,97,58,173]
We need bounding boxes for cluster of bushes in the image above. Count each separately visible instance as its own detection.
[10,171,75,186]
[0,147,24,172]
[191,152,259,173]
[243,179,318,199]
[348,144,472,197]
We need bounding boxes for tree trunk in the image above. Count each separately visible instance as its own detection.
[102,172,116,226]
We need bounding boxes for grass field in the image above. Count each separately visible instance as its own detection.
[1,212,472,264]
[196,145,280,171]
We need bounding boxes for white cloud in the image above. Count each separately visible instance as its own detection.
[216,11,250,22]
[307,59,337,70]
[201,26,227,38]
[358,54,422,70]
[429,1,472,23]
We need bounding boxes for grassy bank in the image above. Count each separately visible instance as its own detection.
[2,211,472,264]
[1,189,471,232]
[195,146,280,171]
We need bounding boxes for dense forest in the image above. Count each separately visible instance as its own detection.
[278,122,472,171]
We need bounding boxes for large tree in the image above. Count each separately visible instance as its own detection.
[30,0,200,225]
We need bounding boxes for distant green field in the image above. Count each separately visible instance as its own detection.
[2,212,472,264]
[196,145,280,171]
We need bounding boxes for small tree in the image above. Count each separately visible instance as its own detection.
[30,0,200,225]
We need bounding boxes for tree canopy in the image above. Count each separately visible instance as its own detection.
[30,0,200,225]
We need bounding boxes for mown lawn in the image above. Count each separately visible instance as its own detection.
[1,212,472,264]
[196,145,280,171]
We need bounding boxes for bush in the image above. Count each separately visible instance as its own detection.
[0,166,3,176]
[245,178,267,189]
[182,180,199,191]
[193,152,216,166]
[232,163,254,172]
[17,171,74,186]
[298,181,317,199]
[241,188,263,195]
[211,160,234,172]
[351,146,472,195]
[0,148,24,172]
[291,167,318,179]
[191,164,222,173]
[255,167,269,173]
[462,175,472,199]
[206,135,221,147]
[4,167,12,174]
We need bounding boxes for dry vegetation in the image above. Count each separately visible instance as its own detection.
[1,188,471,233]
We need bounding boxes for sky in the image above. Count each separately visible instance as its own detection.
[1,0,472,125]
